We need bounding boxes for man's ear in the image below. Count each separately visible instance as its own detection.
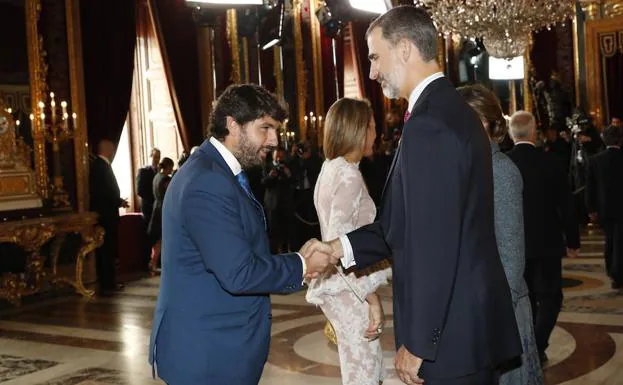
[226,116,240,138]
[398,38,412,63]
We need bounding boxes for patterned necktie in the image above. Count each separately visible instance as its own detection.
[236,171,266,229]
[404,110,411,123]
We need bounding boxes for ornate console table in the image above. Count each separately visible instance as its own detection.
[0,212,103,306]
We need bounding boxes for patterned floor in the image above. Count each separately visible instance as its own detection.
[0,230,622,384]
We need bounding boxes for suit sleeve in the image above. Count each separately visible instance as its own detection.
[401,118,466,361]
[554,156,580,249]
[347,221,392,269]
[183,172,304,295]
[494,161,525,302]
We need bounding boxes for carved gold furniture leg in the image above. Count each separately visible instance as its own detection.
[52,225,104,299]
[324,320,338,346]
[0,224,56,306]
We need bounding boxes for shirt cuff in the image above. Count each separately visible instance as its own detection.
[339,235,356,269]
[296,252,306,283]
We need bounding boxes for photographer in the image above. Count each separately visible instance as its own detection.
[289,141,322,250]
[568,109,604,225]
[262,147,294,253]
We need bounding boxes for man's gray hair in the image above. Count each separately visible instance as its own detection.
[366,6,438,62]
[509,111,536,141]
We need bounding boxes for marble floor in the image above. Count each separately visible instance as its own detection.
[1,230,622,384]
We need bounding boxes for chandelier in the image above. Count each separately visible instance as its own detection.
[416,0,575,59]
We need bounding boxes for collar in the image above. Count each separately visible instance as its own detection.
[407,72,445,113]
[98,155,111,165]
[210,137,242,176]
[514,141,536,147]
[607,146,621,150]
[490,139,500,154]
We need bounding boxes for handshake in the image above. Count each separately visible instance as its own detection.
[299,238,343,279]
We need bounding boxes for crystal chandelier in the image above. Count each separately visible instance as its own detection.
[416,0,575,59]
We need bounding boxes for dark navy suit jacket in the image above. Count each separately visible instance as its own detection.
[347,77,522,379]
[149,139,304,384]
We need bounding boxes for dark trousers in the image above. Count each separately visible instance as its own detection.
[524,256,563,354]
[291,189,320,250]
[96,220,119,291]
[267,208,292,253]
[601,219,623,283]
[423,368,498,385]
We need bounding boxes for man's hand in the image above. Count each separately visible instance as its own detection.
[120,198,129,208]
[395,345,424,384]
[299,239,338,279]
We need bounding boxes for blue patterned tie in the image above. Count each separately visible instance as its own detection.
[236,171,266,229]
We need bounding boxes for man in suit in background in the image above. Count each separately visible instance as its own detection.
[90,139,128,293]
[586,125,623,289]
[136,147,160,226]
[149,84,334,385]
[303,6,521,384]
[507,111,580,364]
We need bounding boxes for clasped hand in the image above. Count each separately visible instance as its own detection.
[299,239,340,279]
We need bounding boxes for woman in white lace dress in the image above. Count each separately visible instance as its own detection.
[306,98,392,385]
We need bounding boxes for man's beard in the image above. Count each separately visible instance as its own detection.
[235,130,271,169]
[378,69,401,99]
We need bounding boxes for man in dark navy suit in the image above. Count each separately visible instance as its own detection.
[586,124,623,289]
[149,84,334,385]
[303,6,521,385]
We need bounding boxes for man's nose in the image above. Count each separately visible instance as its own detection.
[369,66,378,80]
[267,129,278,146]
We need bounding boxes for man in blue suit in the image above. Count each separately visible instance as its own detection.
[149,84,334,384]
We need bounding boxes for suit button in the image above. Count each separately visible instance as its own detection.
[268,314,272,319]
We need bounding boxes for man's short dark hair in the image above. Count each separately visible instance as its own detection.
[208,84,287,140]
[366,5,438,62]
[602,125,623,146]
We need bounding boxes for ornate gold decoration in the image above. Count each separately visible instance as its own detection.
[293,0,307,139]
[26,0,49,199]
[0,223,55,305]
[0,213,103,306]
[573,13,582,107]
[227,9,241,84]
[0,102,42,210]
[418,0,575,59]
[53,224,104,299]
[584,16,623,126]
[65,0,90,213]
[309,0,324,144]
[523,34,534,113]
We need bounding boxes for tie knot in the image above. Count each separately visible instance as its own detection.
[404,110,411,123]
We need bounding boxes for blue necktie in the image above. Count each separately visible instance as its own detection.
[236,171,266,229]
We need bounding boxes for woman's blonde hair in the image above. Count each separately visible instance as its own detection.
[323,98,373,160]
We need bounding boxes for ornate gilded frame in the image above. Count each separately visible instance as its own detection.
[21,0,89,211]
[25,0,49,200]
[584,15,623,126]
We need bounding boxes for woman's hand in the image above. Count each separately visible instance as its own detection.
[365,293,384,341]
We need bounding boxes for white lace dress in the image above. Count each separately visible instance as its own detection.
[306,156,392,385]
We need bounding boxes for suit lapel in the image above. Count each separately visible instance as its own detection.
[198,139,266,228]
[380,77,448,200]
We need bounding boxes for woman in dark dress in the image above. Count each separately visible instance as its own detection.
[148,157,174,273]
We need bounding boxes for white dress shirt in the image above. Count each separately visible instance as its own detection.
[514,141,536,147]
[338,72,445,269]
[98,155,112,165]
[209,137,307,276]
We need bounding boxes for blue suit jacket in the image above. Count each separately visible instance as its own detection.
[149,139,304,385]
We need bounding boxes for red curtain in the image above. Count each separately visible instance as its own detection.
[349,21,385,134]
[150,0,203,150]
[81,0,136,148]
